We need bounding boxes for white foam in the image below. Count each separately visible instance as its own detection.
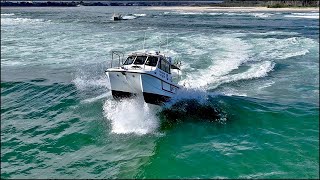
[285,15,319,19]
[210,12,272,18]
[251,31,299,36]
[248,13,273,18]
[121,15,137,20]
[176,11,203,15]
[292,12,319,16]
[179,35,252,88]
[1,13,15,16]
[81,92,111,104]
[133,13,146,17]
[223,12,237,16]
[239,171,285,179]
[179,62,193,71]
[257,81,275,90]
[285,12,319,19]
[281,49,309,59]
[180,60,274,90]
[170,11,273,18]
[103,97,161,135]
[210,61,275,89]
[1,17,49,25]
[73,75,110,91]
[252,37,316,60]
[208,12,223,16]
[220,88,248,97]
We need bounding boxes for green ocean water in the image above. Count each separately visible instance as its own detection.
[1,6,319,178]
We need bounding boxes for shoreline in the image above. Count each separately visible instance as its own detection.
[145,6,320,12]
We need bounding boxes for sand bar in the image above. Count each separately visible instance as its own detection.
[146,6,319,12]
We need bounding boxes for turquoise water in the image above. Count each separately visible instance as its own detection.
[1,6,319,178]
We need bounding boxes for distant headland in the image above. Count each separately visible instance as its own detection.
[1,0,221,7]
[1,0,319,7]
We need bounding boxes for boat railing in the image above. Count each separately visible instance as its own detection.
[110,51,124,68]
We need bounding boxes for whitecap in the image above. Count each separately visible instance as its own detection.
[285,12,319,19]
[248,13,273,18]
[133,13,146,17]
[1,13,15,16]
[208,12,223,16]
[1,17,49,25]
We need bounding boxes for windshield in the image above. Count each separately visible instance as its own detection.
[123,56,136,65]
[145,56,158,67]
[133,56,147,65]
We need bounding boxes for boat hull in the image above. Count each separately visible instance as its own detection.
[106,70,178,105]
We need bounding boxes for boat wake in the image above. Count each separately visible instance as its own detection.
[83,31,316,135]
[115,13,147,20]
[101,87,227,135]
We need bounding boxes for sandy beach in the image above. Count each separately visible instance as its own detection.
[146,6,319,12]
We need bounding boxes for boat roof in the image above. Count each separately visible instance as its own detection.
[128,51,180,70]
[128,50,164,57]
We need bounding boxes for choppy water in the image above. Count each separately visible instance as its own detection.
[1,6,319,178]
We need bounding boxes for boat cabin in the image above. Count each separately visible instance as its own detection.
[106,51,181,104]
[119,51,180,73]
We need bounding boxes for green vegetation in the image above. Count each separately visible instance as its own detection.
[222,0,319,7]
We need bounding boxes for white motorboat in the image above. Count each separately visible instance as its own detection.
[112,13,123,21]
[105,50,181,105]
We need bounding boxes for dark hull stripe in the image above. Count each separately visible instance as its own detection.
[143,92,171,105]
[106,70,180,88]
[111,90,170,105]
[111,90,135,100]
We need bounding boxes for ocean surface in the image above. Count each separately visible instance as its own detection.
[1,6,319,178]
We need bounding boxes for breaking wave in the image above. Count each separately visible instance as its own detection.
[133,13,146,17]
[1,13,15,16]
[285,12,319,19]
[166,11,273,18]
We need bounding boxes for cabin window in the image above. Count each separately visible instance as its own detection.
[159,57,171,74]
[145,56,158,67]
[134,56,147,65]
[165,62,170,74]
[123,56,135,65]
